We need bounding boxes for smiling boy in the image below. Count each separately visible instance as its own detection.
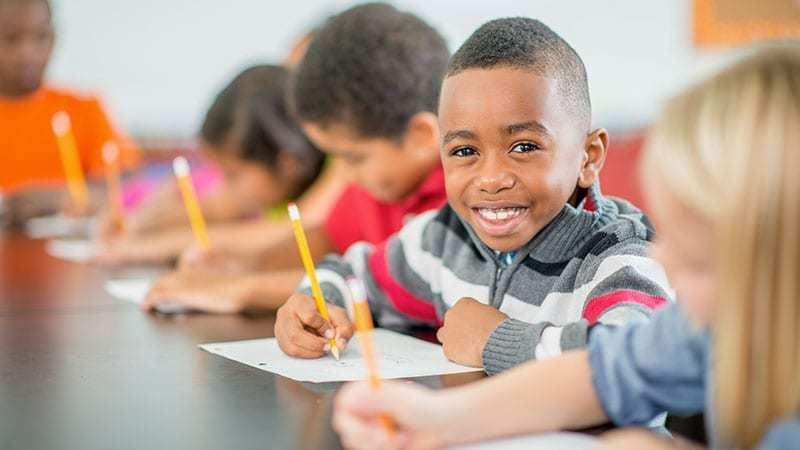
[275,18,672,374]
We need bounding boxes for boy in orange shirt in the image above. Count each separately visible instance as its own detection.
[0,0,139,223]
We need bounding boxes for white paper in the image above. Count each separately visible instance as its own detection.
[45,239,98,263]
[449,432,597,450]
[26,214,95,239]
[104,278,191,314]
[199,329,482,383]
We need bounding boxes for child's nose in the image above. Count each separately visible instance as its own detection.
[476,159,515,194]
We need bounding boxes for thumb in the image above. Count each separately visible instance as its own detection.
[141,283,166,310]
[335,380,422,422]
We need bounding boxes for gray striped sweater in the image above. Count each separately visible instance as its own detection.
[301,183,673,374]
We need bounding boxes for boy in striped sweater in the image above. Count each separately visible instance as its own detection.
[275,18,673,374]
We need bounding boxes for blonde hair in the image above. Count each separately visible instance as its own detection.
[643,44,800,449]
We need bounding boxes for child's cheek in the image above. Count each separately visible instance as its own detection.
[676,272,717,327]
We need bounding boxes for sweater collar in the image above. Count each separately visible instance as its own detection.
[460,183,617,264]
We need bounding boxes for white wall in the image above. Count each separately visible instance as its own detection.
[48,0,746,140]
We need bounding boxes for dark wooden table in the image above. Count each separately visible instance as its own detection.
[0,232,483,450]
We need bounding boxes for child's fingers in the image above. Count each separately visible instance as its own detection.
[336,381,386,415]
[276,316,329,358]
[328,306,355,342]
[141,281,171,310]
[294,300,330,333]
[334,409,399,450]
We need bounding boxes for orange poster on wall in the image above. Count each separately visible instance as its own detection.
[694,0,800,47]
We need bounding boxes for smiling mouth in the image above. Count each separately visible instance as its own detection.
[470,206,530,237]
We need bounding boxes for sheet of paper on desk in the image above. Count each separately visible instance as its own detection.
[105,278,191,314]
[449,432,598,450]
[199,329,482,383]
[26,214,95,239]
[45,239,98,263]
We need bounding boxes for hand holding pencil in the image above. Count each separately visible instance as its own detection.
[333,378,452,450]
[274,203,354,359]
[173,156,210,250]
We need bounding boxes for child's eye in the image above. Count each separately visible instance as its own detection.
[451,147,477,157]
[510,143,540,153]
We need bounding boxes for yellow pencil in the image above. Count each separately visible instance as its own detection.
[288,202,340,360]
[173,156,210,250]
[51,111,90,213]
[346,276,396,435]
[102,142,126,235]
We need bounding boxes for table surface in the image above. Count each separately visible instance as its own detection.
[0,232,485,450]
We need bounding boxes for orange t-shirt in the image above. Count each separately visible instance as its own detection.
[0,86,140,193]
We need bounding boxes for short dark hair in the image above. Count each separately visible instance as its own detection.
[201,65,324,198]
[448,18,591,128]
[290,2,449,139]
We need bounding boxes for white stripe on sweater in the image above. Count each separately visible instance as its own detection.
[299,268,354,317]
[397,211,490,305]
[397,212,672,325]
[498,254,673,325]
[534,326,564,360]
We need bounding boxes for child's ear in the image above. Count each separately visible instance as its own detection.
[578,128,609,189]
[401,112,440,158]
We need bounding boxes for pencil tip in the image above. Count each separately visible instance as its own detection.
[331,345,340,360]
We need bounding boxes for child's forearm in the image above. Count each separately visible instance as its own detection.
[295,158,350,223]
[251,220,334,271]
[197,186,257,223]
[435,350,607,446]
[238,270,306,311]
[126,181,186,233]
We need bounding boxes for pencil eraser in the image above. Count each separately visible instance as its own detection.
[51,111,71,136]
[287,203,300,221]
[102,142,119,164]
[172,156,190,177]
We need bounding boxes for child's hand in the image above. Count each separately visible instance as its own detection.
[334,380,450,450]
[91,230,188,266]
[92,236,174,265]
[177,245,258,274]
[142,271,250,314]
[275,293,353,358]
[437,297,508,367]
[95,209,126,243]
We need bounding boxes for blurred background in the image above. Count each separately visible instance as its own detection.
[47,0,780,145]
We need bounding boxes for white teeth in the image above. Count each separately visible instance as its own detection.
[477,207,524,221]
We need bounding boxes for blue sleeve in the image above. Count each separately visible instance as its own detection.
[588,303,708,426]
[757,417,800,450]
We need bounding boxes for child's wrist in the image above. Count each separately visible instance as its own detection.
[439,378,508,447]
[233,277,262,312]
[433,388,479,446]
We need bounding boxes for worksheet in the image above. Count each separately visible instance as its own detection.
[45,239,97,263]
[104,278,191,314]
[26,214,95,239]
[199,329,482,383]
[449,432,598,450]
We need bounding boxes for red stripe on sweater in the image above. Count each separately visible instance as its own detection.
[583,289,667,324]
[368,241,440,325]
